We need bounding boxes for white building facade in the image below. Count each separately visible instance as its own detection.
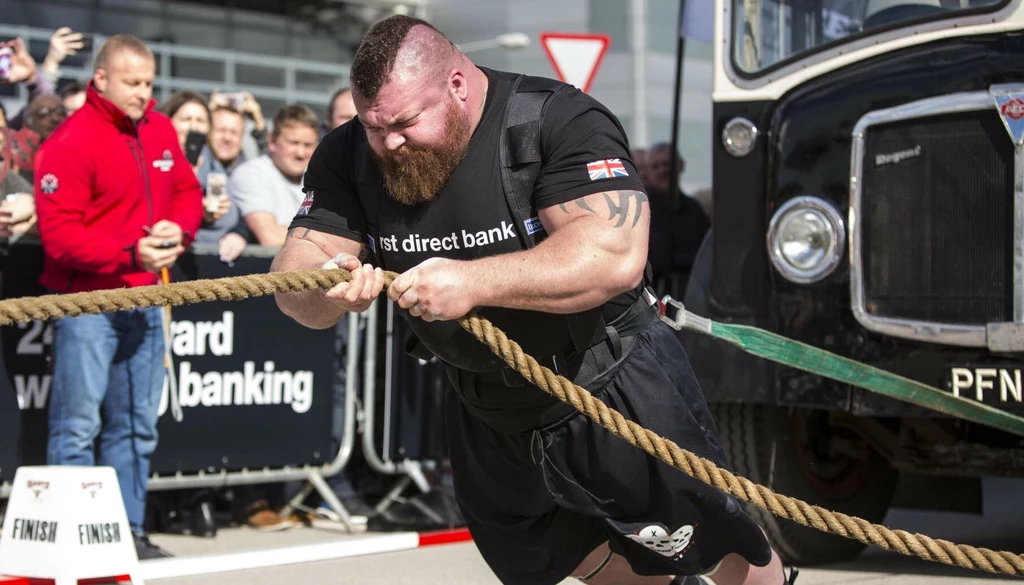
[0,0,713,190]
[426,0,714,192]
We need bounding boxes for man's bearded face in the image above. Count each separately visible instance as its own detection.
[373,95,471,206]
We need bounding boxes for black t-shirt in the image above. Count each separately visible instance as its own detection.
[291,67,646,416]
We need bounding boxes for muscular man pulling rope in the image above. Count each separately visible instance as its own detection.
[271,15,794,585]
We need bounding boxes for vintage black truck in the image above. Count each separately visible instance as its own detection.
[676,0,1024,565]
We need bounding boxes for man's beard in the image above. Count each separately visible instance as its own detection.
[374,98,471,206]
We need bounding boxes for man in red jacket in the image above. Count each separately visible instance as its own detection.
[34,33,202,560]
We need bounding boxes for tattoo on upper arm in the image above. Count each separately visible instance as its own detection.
[558,198,596,215]
[559,190,648,228]
[286,227,311,240]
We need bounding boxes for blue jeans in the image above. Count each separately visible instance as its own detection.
[46,307,166,534]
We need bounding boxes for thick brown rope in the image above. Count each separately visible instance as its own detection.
[0,269,1021,575]
[0,270,351,325]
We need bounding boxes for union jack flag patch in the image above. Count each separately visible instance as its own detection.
[587,158,629,181]
[298,191,314,215]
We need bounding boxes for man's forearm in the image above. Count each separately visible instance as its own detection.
[270,239,347,329]
[466,218,646,314]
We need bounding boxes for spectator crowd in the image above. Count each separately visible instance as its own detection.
[0,24,710,560]
[0,26,367,558]
[0,27,361,261]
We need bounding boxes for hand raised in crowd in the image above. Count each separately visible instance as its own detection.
[1,38,38,84]
[241,92,266,132]
[210,90,265,131]
[43,27,85,73]
[218,232,247,264]
[203,192,230,224]
[208,90,231,109]
[320,252,384,314]
[388,257,474,322]
[0,193,36,238]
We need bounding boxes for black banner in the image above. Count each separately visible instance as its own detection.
[0,288,19,483]
[0,242,337,480]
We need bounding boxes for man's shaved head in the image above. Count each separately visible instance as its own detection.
[350,15,459,101]
[92,34,156,122]
[349,15,488,206]
[94,34,154,72]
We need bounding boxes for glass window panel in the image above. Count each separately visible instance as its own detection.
[732,0,1006,73]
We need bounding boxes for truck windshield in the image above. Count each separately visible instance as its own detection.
[732,0,1005,75]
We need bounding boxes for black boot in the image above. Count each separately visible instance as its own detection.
[133,532,173,560]
[189,499,218,538]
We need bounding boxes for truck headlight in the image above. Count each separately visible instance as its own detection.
[767,196,845,283]
[722,117,758,157]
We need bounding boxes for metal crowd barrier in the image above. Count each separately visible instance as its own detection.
[360,299,444,521]
[142,301,368,533]
[278,297,451,526]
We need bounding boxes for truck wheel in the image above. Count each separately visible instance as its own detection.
[710,403,897,565]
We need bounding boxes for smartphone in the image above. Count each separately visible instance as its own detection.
[205,172,227,212]
[221,92,247,111]
[0,47,12,82]
[79,34,94,53]
[184,130,206,167]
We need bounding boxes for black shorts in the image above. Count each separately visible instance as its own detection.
[445,320,773,585]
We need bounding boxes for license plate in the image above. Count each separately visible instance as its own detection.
[948,365,1024,404]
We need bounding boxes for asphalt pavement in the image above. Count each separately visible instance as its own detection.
[144,477,1024,585]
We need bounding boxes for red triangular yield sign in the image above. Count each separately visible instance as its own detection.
[539,32,610,94]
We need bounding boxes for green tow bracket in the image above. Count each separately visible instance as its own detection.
[659,298,1024,438]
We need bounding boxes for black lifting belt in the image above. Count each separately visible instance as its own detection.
[478,288,660,388]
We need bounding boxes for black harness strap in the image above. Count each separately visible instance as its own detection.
[499,74,568,249]
[499,74,607,357]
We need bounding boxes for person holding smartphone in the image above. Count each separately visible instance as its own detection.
[158,90,210,172]
[0,156,35,239]
[186,103,256,264]
[33,34,203,560]
[209,89,268,160]
[156,92,239,239]
[0,37,54,131]
[1,27,86,130]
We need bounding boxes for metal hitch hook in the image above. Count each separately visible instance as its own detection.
[657,295,713,335]
[658,295,687,331]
